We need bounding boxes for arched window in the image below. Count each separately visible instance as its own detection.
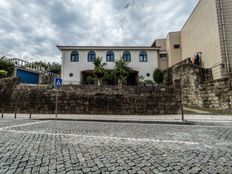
[106,51,114,62]
[123,51,131,62]
[139,51,147,62]
[70,51,79,62]
[88,51,96,62]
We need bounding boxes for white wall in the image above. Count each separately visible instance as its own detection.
[61,49,158,84]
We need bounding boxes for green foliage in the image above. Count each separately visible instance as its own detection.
[114,58,131,86]
[33,61,61,74]
[0,70,8,78]
[102,69,116,85]
[137,75,145,86]
[93,57,107,86]
[48,62,61,74]
[137,75,154,86]
[143,80,154,86]
[0,57,14,77]
[153,68,164,84]
[87,57,133,86]
[86,76,95,85]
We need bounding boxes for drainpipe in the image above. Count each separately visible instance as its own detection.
[219,0,230,75]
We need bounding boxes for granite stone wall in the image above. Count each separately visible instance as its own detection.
[0,78,181,115]
[164,58,232,113]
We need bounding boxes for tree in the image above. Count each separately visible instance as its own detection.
[47,62,61,74]
[114,58,131,87]
[0,57,14,77]
[33,61,61,74]
[93,57,107,86]
[153,68,164,84]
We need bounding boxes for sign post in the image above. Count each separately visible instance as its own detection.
[54,77,62,117]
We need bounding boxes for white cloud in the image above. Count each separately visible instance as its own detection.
[0,0,198,62]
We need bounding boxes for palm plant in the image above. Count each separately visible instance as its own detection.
[93,57,107,86]
[114,58,131,87]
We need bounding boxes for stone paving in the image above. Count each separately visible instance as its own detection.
[0,119,232,173]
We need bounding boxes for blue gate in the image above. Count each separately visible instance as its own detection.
[16,69,39,84]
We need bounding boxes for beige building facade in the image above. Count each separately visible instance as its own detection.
[153,0,232,80]
[166,32,182,67]
[153,39,168,71]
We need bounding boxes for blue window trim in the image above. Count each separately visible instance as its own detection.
[88,51,96,62]
[70,51,79,62]
[106,51,114,62]
[139,51,148,62]
[123,51,131,62]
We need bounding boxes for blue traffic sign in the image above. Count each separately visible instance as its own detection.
[54,77,62,88]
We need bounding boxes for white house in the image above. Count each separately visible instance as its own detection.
[57,46,159,85]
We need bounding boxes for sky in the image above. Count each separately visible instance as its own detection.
[0,0,198,63]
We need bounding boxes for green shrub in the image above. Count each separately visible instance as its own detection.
[0,58,14,77]
[0,70,8,78]
[86,76,95,85]
[143,80,154,86]
[102,69,116,85]
[153,68,164,84]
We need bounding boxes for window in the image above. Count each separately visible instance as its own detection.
[139,51,147,62]
[123,51,131,62]
[174,44,180,49]
[106,51,114,62]
[70,51,79,62]
[160,53,167,59]
[88,51,96,62]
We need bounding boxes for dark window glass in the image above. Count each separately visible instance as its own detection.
[160,53,167,59]
[70,51,79,62]
[106,51,114,62]
[139,51,148,62]
[88,51,96,62]
[123,51,131,62]
[174,44,180,49]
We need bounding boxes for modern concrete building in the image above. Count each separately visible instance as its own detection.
[57,46,159,85]
[153,0,232,80]
[154,39,168,71]
[153,32,182,70]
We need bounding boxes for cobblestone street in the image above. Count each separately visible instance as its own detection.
[0,119,232,174]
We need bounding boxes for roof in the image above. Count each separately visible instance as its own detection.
[56,45,160,51]
[151,39,166,47]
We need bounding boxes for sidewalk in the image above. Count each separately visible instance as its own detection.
[1,113,232,124]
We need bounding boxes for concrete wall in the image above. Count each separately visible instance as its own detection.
[0,78,181,115]
[155,39,168,71]
[216,0,232,74]
[166,32,182,67]
[181,0,224,79]
[61,48,158,85]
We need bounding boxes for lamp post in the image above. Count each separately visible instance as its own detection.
[180,65,184,122]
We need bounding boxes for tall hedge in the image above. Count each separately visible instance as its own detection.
[153,68,164,84]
